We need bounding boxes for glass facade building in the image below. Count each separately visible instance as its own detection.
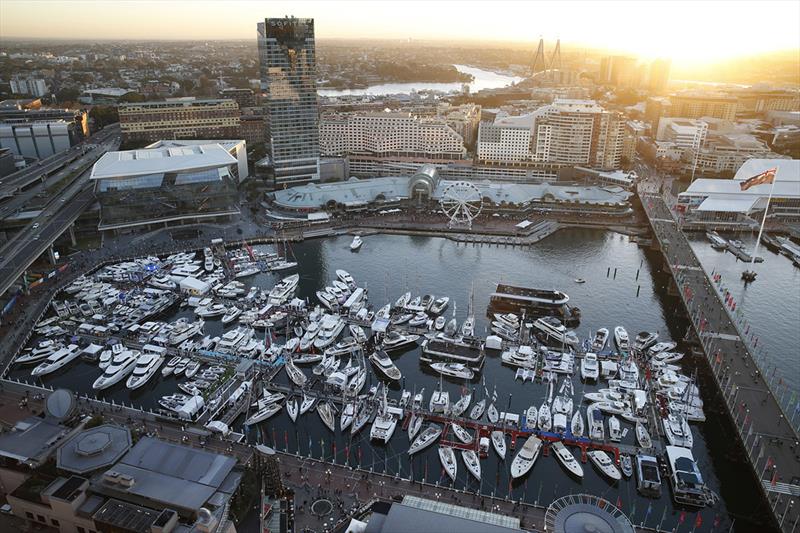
[258,17,320,187]
[91,144,240,231]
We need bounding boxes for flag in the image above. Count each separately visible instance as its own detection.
[616,495,622,508]
[695,513,703,528]
[713,514,721,529]
[771,467,779,486]
[679,511,687,524]
[740,167,776,191]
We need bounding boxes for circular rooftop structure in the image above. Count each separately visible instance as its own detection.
[57,424,132,474]
[45,389,76,421]
[545,494,635,533]
[409,164,440,199]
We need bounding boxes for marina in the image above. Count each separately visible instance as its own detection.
[1,230,785,531]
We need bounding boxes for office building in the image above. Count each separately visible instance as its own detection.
[319,112,466,159]
[670,92,738,121]
[437,103,481,147]
[695,133,780,174]
[622,121,647,163]
[648,58,671,94]
[599,56,639,88]
[734,88,800,115]
[146,139,249,183]
[0,120,82,159]
[240,113,267,146]
[10,77,48,97]
[656,118,708,151]
[0,107,89,137]
[91,142,241,231]
[677,159,800,223]
[645,96,672,131]
[477,99,625,169]
[118,97,241,144]
[219,88,256,109]
[258,16,320,187]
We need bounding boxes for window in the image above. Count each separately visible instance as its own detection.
[78,527,86,533]
[37,514,45,523]
[25,512,34,520]
[51,519,60,527]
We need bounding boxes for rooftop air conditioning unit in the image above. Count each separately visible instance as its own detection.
[117,474,135,488]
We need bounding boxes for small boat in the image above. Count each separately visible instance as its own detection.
[451,392,472,417]
[221,306,242,325]
[487,403,499,424]
[470,399,486,420]
[335,269,356,289]
[574,278,586,284]
[462,449,481,481]
[525,406,539,430]
[434,316,446,330]
[614,326,630,353]
[184,360,200,379]
[588,450,621,481]
[620,454,633,478]
[287,397,299,422]
[370,350,402,380]
[161,355,180,376]
[444,318,458,337]
[571,410,584,437]
[409,312,428,327]
[491,430,506,459]
[173,357,190,376]
[245,402,281,425]
[552,441,583,477]
[350,235,363,251]
[394,291,411,309]
[591,328,609,352]
[461,316,475,337]
[510,436,543,479]
[450,423,473,444]
[608,415,622,442]
[634,331,659,352]
[349,324,368,343]
[430,296,450,315]
[538,403,552,432]
[581,352,599,381]
[636,421,652,448]
[648,341,677,356]
[340,402,356,431]
[408,413,423,440]
[438,446,458,482]
[409,425,442,455]
[317,401,336,432]
[299,393,315,415]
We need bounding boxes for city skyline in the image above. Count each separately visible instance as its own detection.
[2,0,799,65]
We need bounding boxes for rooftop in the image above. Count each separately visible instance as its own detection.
[82,88,135,97]
[364,496,523,533]
[57,424,132,474]
[91,143,237,180]
[0,416,70,465]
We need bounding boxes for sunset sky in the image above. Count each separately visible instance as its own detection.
[2,0,799,65]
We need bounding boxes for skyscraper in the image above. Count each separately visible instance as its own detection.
[648,58,671,94]
[258,17,320,187]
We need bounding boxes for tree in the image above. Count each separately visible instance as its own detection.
[89,105,119,129]
[119,92,146,103]
[55,87,81,103]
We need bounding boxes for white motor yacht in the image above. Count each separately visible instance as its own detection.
[552,441,583,477]
[409,312,428,327]
[268,274,300,305]
[461,316,475,337]
[184,360,201,378]
[525,405,538,429]
[168,318,205,345]
[588,450,621,481]
[349,324,368,343]
[336,269,356,289]
[438,446,458,481]
[608,415,622,441]
[245,402,281,425]
[394,292,411,309]
[93,350,140,390]
[162,356,181,376]
[126,351,164,389]
[581,353,599,381]
[648,341,677,356]
[429,296,450,315]
[634,331,659,352]
[31,344,80,377]
[429,362,474,380]
[662,414,693,448]
[370,350,401,380]
[614,326,630,353]
[587,404,605,440]
[428,388,450,414]
[408,425,442,455]
[382,331,419,351]
[313,315,345,350]
[221,306,242,325]
[511,436,543,479]
[195,302,227,318]
[370,408,398,443]
[16,340,60,364]
[350,236,363,251]
[533,317,579,348]
[591,328,609,352]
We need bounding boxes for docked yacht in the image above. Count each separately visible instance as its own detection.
[634,331,658,352]
[533,317,579,348]
[299,322,321,351]
[510,436,543,479]
[382,331,419,351]
[349,324,368,343]
[126,350,164,389]
[491,430,506,459]
[370,350,402,380]
[299,393,315,415]
[408,312,428,327]
[317,290,338,311]
[501,344,537,368]
[451,391,472,417]
[587,404,604,440]
[285,358,308,387]
[313,315,345,350]
[538,402,552,432]
[429,362,474,380]
[608,415,622,441]
[636,455,662,498]
[409,425,442,455]
[221,306,242,325]
[462,450,481,481]
[162,356,181,376]
[588,450,621,481]
[429,296,450,315]
[350,236,363,251]
[487,403,499,424]
[408,413,423,441]
[438,446,458,481]
[525,405,538,429]
[429,388,450,414]
[336,269,356,289]
[370,405,398,443]
[148,275,176,290]
[268,274,300,305]
[663,414,694,448]
[394,292,411,309]
[591,328,609,352]
[664,446,713,507]
[245,402,281,425]
[93,350,140,390]
[648,341,677,356]
[620,454,633,478]
[469,398,486,420]
[339,402,356,431]
[195,302,227,318]
[31,344,80,376]
[580,353,599,381]
[552,441,583,477]
[636,421,652,448]
[450,423,473,444]
[16,340,60,365]
[217,326,254,354]
[350,404,372,436]
[614,326,630,353]
[317,401,336,432]
[570,410,584,437]
[168,318,205,345]
[461,316,475,337]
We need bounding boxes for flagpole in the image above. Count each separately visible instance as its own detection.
[751,170,777,268]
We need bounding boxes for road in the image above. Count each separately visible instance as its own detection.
[0,131,120,297]
[640,189,800,533]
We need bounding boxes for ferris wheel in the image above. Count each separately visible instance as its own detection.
[440,181,482,229]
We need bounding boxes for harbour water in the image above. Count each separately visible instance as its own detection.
[318,64,523,97]
[11,230,775,531]
[689,233,800,391]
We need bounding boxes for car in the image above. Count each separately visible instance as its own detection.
[32,222,40,229]
[0,503,11,514]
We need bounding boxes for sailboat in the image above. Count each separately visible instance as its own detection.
[438,446,458,481]
[462,449,481,481]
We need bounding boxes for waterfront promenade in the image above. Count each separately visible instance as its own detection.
[640,191,800,532]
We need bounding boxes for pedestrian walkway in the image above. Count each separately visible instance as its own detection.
[640,190,800,533]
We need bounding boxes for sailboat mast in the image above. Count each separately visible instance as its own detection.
[750,172,778,268]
